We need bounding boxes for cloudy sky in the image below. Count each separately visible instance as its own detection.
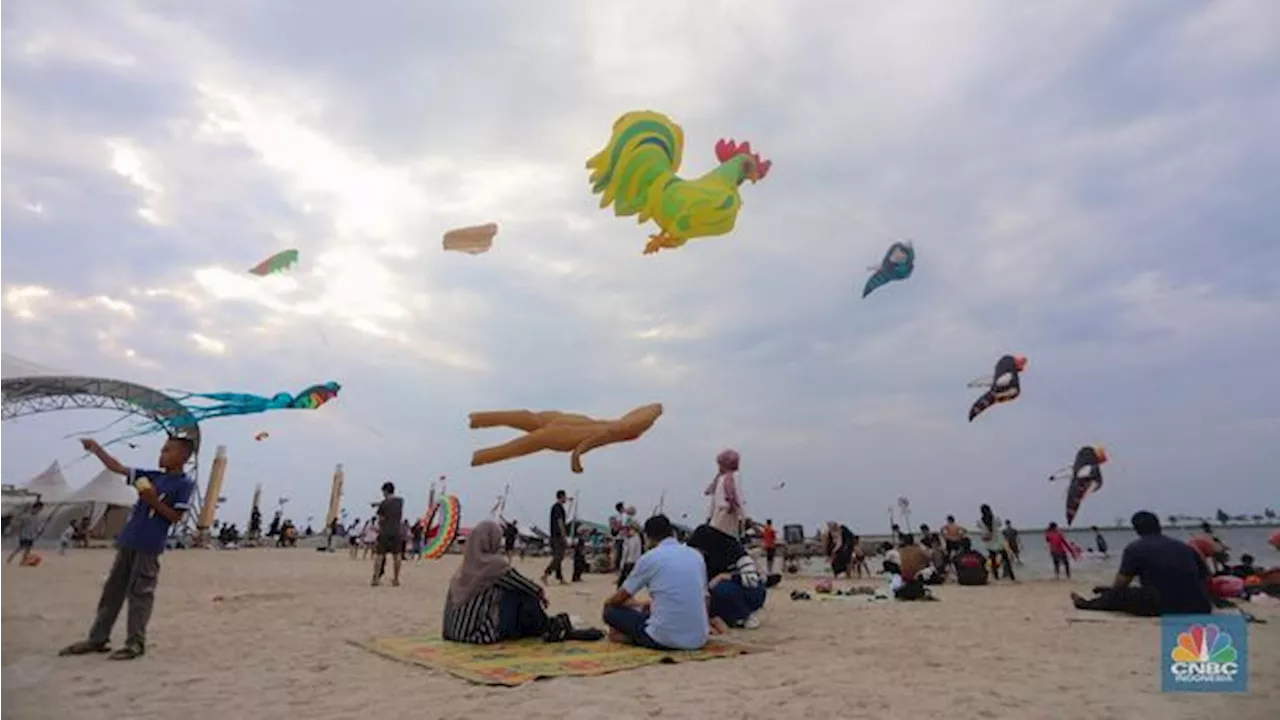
[3,1,1277,533]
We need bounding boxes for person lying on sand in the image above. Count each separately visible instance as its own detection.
[603,515,710,650]
[1072,511,1211,617]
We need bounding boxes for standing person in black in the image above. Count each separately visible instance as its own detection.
[825,522,856,578]
[372,482,404,587]
[502,519,519,560]
[542,490,569,585]
[1073,511,1210,616]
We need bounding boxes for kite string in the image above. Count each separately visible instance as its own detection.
[62,412,138,440]
[300,315,388,441]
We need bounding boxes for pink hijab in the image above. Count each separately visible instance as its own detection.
[447,521,510,606]
[705,449,742,510]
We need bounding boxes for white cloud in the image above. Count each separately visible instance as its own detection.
[1,2,1276,532]
[2,285,53,319]
[189,332,227,355]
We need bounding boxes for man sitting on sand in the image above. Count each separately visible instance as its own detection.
[603,515,710,650]
[1072,511,1210,616]
[953,538,989,586]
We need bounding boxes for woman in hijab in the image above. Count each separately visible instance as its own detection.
[705,449,744,537]
[978,504,1015,581]
[687,524,767,629]
[825,521,855,579]
[443,520,550,644]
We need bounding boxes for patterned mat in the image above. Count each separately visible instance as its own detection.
[351,635,764,686]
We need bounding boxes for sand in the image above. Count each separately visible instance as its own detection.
[3,547,1276,720]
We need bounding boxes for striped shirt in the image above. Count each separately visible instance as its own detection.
[442,568,542,644]
[733,553,761,589]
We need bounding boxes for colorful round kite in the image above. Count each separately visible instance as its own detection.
[423,495,461,560]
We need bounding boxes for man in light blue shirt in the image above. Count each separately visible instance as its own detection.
[603,514,709,650]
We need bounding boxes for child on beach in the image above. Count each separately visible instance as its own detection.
[617,519,643,587]
[59,437,195,660]
[978,504,1015,581]
[60,522,75,555]
[1045,522,1071,579]
[1091,526,1110,558]
[572,527,589,582]
[6,501,44,565]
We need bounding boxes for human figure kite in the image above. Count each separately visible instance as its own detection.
[468,404,664,473]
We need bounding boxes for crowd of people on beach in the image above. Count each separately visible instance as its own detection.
[12,436,1276,663]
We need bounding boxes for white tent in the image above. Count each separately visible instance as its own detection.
[21,461,71,503]
[37,470,137,544]
[61,469,136,520]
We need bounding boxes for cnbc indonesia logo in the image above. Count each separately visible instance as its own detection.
[1169,623,1240,685]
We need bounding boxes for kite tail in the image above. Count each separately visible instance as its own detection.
[586,110,684,218]
[968,391,996,422]
[862,270,892,298]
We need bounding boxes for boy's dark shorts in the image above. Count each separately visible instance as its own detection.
[19,539,34,549]
[375,535,399,555]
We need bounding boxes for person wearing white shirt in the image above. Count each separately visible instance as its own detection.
[603,515,709,650]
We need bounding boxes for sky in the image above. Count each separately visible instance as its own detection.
[2,0,1278,533]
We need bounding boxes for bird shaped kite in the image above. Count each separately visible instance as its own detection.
[968,354,1026,422]
[1049,445,1108,525]
[862,241,915,298]
[586,110,771,255]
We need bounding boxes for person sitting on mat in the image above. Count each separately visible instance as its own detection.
[953,538,989,586]
[603,514,710,650]
[1072,511,1211,617]
[443,521,553,644]
[687,524,767,629]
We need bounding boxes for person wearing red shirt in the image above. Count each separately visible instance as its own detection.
[760,519,778,573]
[1045,522,1072,579]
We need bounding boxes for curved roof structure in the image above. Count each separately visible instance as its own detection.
[1,375,201,452]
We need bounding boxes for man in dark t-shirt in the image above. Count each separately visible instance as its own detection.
[502,519,519,559]
[373,481,404,587]
[953,539,989,586]
[542,490,569,584]
[1073,511,1210,616]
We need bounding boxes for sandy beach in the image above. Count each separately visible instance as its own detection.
[3,547,1276,720]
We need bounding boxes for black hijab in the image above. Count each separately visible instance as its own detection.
[687,524,745,577]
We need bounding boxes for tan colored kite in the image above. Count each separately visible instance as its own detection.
[469,404,663,473]
[443,223,498,255]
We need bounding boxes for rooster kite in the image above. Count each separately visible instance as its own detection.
[1049,445,1107,525]
[586,110,772,255]
[862,241,915,298]
[968,354,1026,422]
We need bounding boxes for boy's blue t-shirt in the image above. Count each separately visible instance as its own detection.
[117,469,195,555]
